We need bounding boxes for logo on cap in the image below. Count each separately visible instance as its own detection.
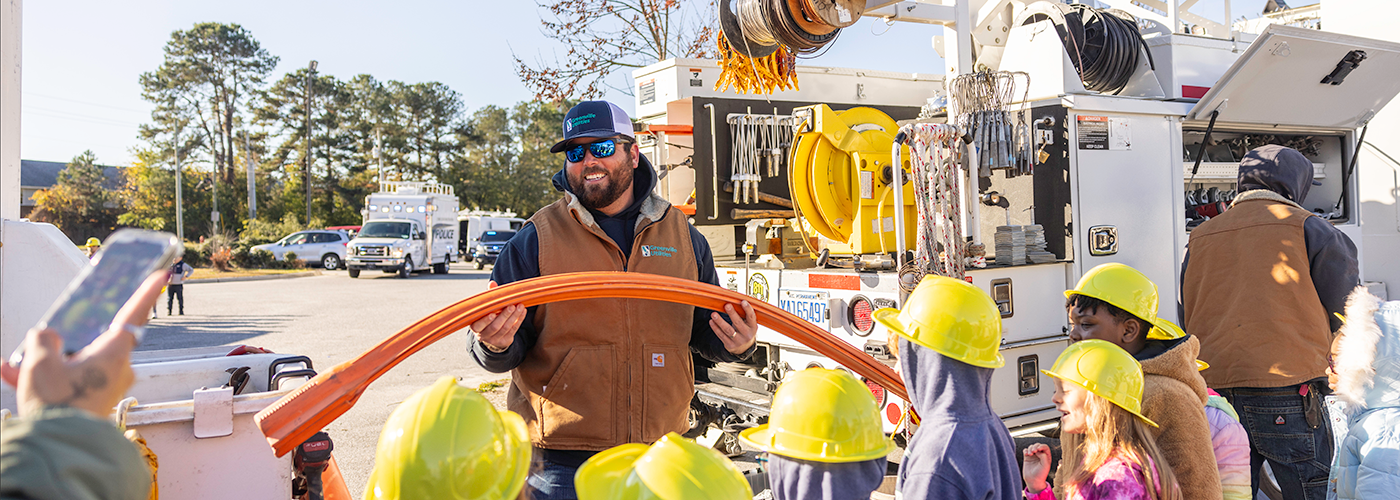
[567,113,597,132]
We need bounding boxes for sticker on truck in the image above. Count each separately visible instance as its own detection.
[778,289,829,327]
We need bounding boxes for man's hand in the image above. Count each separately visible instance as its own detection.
[472,304,526,352]
[709,300,757,356]
[1022,442,1053,494]
[8,270,167,418]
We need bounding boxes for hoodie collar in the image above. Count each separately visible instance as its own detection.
[550,152,671,231]
[1137,335,1209,406]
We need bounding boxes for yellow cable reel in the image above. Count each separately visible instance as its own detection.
[789,104,915,255]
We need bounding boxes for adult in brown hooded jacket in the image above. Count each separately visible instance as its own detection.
[1058,293,1220,500]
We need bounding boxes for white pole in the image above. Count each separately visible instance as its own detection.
[245,131,256,220]
[175,127,184,242]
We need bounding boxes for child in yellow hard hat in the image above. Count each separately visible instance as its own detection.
[363,377,531,500]
[575,432,752,500]
[1022,340,1181,500]
[738,368,889,500]
[873,276,1021,500]
[1062,263,1222,500]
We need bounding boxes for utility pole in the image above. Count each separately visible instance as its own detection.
[245,131,256,220]
[374,128,383,189]
[304,60,317,228]
[174,126,184,242]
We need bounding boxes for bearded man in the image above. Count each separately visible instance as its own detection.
[467,101,758,500]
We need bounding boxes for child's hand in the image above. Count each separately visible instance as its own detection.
[1022,442,1052,494]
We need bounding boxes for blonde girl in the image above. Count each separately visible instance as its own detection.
[1022,340,1181,500]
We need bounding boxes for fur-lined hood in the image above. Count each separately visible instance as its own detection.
[1334,287,1400,412]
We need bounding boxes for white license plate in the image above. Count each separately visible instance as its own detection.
[778,289,829,327]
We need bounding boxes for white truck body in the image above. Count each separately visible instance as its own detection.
[346,182,459,277]
[643,4,1400,440]
[457,210,525,262]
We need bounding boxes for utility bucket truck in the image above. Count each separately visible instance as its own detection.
[640,0,1400,454]
[346,181,459,278]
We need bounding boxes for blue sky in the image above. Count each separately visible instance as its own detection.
[21,0,1289,166]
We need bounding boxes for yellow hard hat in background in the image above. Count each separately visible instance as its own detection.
[872,276,1005,368]
[1043,339,1158,427]
[364,376,530,500]
[1065,263,1183,340]
[575,432,752,500]
[738,368,891,463]
[84,237,102,248]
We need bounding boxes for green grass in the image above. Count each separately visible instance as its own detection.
[476,379,508,393]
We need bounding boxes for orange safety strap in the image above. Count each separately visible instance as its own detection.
[321,455,353,500]
[256,271,907,457]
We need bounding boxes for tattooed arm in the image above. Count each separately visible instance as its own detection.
[3,270,167,418]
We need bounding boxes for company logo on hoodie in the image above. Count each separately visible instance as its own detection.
[640,245,675,258]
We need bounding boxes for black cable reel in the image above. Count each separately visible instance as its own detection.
[1021,4,1155,95]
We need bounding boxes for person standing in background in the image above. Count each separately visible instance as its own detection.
[167,256,193,316]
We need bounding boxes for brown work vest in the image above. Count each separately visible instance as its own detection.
[1182,193,1332,389]
[506,195,699,451]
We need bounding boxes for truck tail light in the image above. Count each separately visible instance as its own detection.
[885,402,901,424]
[848,295,875,336]
[864,378,886,406]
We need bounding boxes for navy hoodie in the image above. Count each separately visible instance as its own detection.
[1180,144,1359,332]
[768,455,887,500]
[896,338,1021,500]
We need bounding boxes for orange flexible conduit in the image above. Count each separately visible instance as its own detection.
[255,272,906,457]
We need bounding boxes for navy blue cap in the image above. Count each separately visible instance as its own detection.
[550,101,635,153]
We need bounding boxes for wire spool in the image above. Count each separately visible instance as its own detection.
[1021,4,1154,95]
[770,0,839,55]
[720,0,778,58]
[802,0,864,29]
[789,0,837,35]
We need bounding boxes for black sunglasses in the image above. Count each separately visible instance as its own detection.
[564,138,631,163]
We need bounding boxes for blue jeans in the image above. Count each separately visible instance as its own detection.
[527,456,581,500]
[1216,381,1334,500]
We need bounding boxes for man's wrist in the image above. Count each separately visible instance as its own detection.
[480,340,509,353]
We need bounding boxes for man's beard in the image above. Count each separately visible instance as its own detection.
[570,152,635,210]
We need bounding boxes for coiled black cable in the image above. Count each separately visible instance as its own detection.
[1024,4,1154,95]
[767,0,839,55]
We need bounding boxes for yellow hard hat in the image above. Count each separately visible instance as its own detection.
[575,433,752,500]
[1065,263,1183,340]
[85,237,102,248]
[872,276,1004,368]
[738,368,892,463]
[364,377,530,500]
[1043,339,1158,428]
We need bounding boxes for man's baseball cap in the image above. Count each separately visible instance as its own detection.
[550,101,635,153]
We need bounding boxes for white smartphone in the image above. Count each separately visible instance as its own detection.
[9,229,182,363]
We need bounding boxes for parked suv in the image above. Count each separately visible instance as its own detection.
[251,230,350,269]
[471,230,515,270]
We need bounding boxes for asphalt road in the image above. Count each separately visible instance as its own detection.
[139,264,504,496]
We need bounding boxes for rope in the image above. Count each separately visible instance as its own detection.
[902,123,965,281]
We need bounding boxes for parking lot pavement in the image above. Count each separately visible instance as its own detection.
[140,263,501,495]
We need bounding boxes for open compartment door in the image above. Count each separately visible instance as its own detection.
[1186,24,1400,129]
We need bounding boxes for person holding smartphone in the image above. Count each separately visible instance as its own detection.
[0,270,167,500]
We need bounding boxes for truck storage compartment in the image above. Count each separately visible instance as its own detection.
[117,348,316,499]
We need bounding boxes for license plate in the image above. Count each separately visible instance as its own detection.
[778,289,829,327]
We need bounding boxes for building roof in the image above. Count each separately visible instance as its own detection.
[21,159,124,189]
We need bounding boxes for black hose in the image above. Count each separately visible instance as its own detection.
[1024,5,1155,95]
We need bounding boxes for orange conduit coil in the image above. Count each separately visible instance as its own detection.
[255,271,906,457]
